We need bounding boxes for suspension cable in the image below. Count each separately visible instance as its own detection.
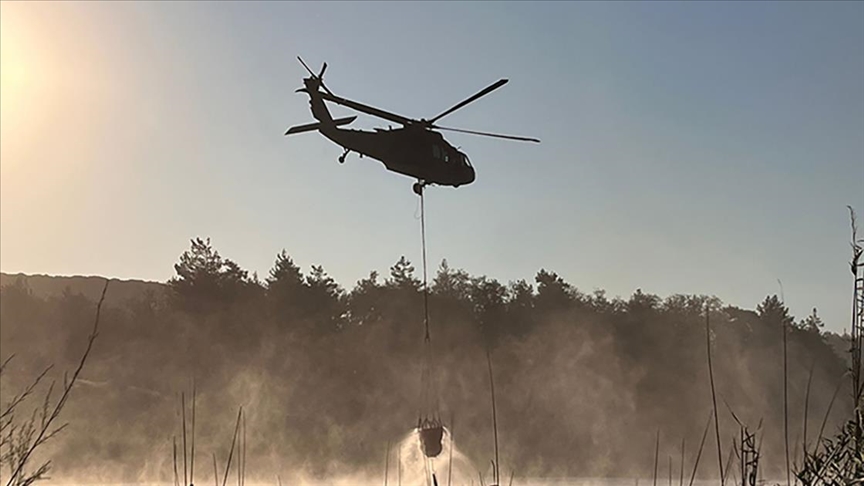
[421,188,430,343]
[418,186,441,426]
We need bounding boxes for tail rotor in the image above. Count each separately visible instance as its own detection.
[297,56,332,95]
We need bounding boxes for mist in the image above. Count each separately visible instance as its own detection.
[0,237,853,484]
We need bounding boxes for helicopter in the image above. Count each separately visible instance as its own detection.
[284,57,540,195]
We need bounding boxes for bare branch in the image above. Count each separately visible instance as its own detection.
[5,279,109,486]
[0,367,53,424]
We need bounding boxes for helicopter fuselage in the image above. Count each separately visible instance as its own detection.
[318,124,476,187]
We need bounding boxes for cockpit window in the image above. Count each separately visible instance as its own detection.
[462,154,471,167]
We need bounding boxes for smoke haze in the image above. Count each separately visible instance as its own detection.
[0,243,852,483]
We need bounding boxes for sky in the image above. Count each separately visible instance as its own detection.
[1,1,862,333]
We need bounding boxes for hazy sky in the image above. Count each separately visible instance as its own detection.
[1,1,862,332]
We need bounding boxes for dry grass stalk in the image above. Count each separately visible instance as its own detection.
[776,278,791,486]
[722,396,761,486]
[689,413,713,486]
[722,440,734,484]
[174,437,180,486]
[183,392,188,486]
[383,440,390,486]
[814,377,843,456]
[486,348,500,486]
[448,415,454,486]
[706,305,724,486]
[802,361,815,460]
[848,205,863,410]
[191,381,196,486]
[241,409,246,486]
[174,379,197,486]
[653,430,660,486]
[221,407,242,486]
[669,456,672,486]
[740,425,760,486]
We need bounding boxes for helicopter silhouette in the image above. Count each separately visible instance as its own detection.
[285,57,540,196]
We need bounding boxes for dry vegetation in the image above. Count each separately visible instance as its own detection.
[1,280,109,486]
[792,207,864,485]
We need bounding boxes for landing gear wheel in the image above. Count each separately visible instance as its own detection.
[338,155,345,164]
[413,182,423,196]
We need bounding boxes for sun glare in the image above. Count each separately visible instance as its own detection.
[0,4,42,165]
[0,2,61,173]
[0,8,29,131]
[0,32,27,89]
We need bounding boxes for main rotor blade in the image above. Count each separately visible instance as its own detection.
[435,125,540,143]
[297,57,316,77]
[428,79,509,125]
[319,91,415,126]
